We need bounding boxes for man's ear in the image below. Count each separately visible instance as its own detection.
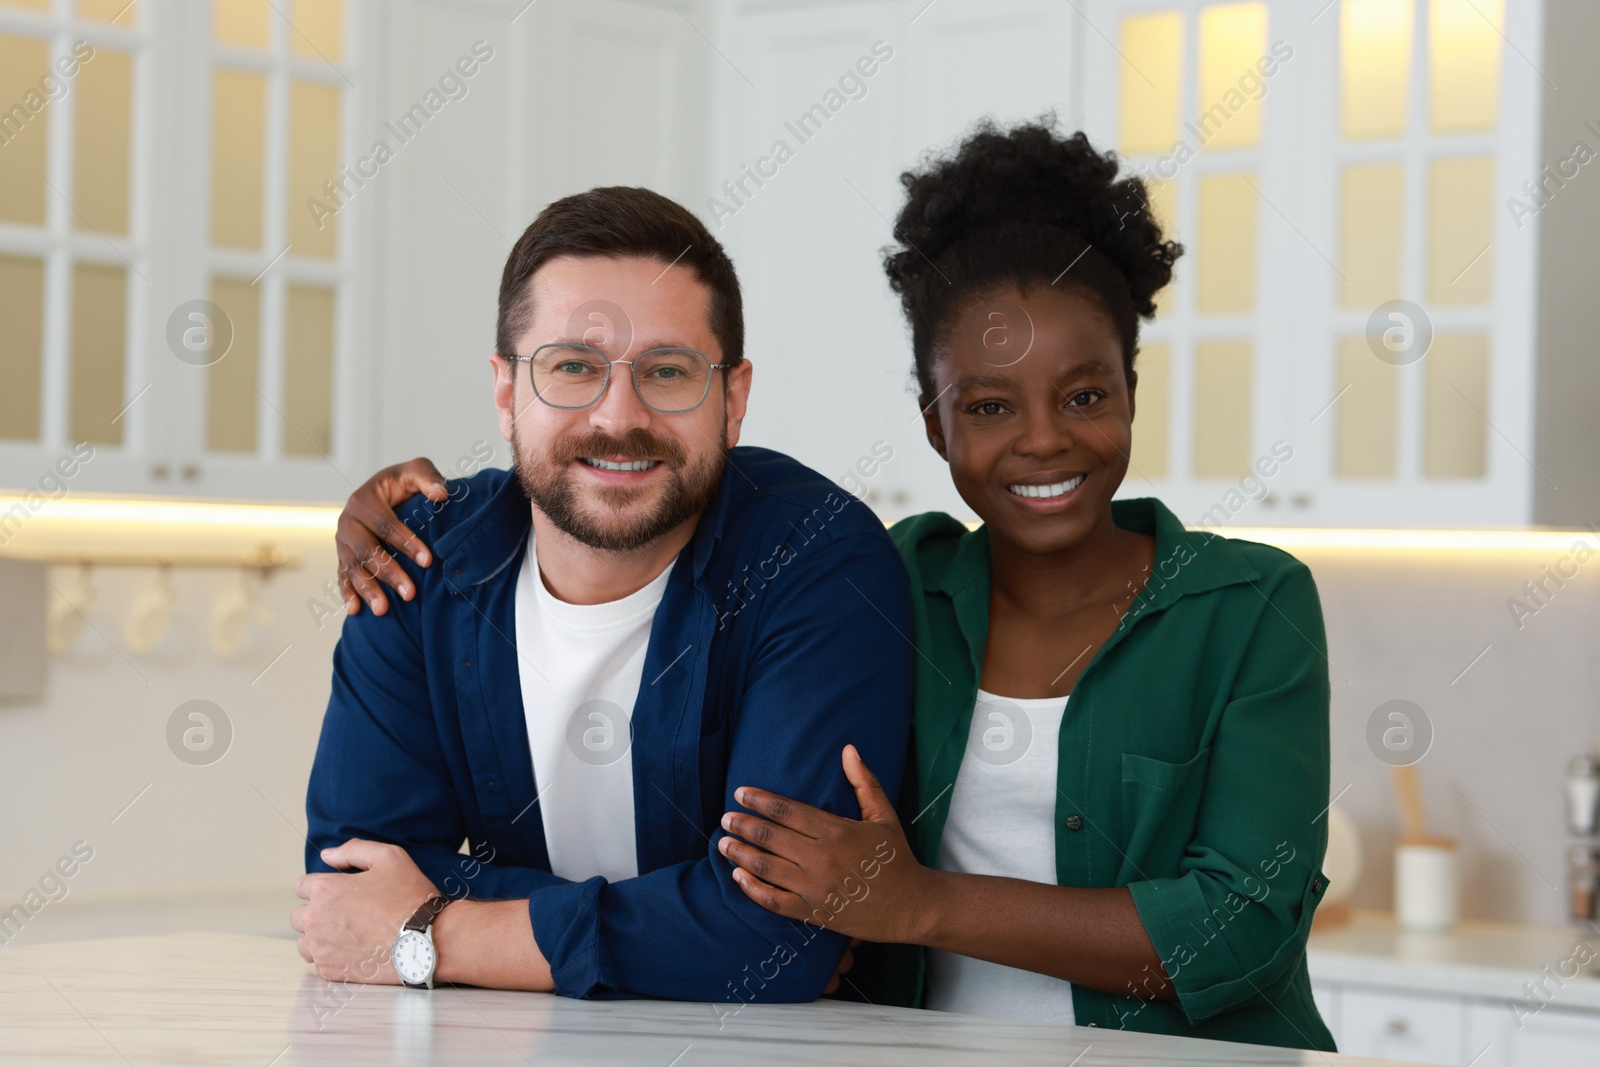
[723,358,753,449]
[490,353,517,444]
[1127,365,1138,425]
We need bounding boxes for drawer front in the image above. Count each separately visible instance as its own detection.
[1468,1000,1600,1067]
[1340,988,1465,1065]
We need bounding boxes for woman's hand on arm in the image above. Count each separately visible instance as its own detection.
[337,457,448,615]
[722,745,1175,1001]
[720,745,930,946]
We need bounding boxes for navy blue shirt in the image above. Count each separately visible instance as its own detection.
[305,446,913,1002]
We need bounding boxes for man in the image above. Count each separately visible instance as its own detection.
[293,187,913,1002]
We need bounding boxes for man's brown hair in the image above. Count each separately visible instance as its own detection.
[496,186,744,365]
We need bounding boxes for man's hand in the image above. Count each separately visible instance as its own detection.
[337,458,448,616]
[720,745,931,946]
[291,839,441,984]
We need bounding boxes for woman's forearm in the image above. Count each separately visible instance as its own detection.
[910,869,1175,1000]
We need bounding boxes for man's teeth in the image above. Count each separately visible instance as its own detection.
[1007,475,1085,500]
[582,458,659,472]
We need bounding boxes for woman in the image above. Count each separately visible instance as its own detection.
[333,119,1333,1050]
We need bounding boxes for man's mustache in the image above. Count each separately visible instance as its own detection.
[547,429,686,468]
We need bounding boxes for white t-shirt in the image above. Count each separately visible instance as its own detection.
[512,529,675,883]
[924,688,1075,1024]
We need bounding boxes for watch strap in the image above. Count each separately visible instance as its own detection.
[402,894,450,934]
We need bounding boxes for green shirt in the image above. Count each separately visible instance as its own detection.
[880,498,1335,1052]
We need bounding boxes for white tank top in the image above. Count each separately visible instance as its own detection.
[924,688,1075,1024]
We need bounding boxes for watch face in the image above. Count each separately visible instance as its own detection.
[391,930,435,985]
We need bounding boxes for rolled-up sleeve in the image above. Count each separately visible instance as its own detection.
[526,530,915,1001]
[1126,562,1331,1023]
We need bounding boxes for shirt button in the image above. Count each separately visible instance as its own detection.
[1086,1022,1099,1028]
[1312,877,1325,895]
[1065,815,1084,832]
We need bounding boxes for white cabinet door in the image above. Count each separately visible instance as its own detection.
[1283,0,1545,529]
[708,0,917,511]
[1339,987,1466,1065]
[709,0,1077,520]
[887,0,1078,520]
[376,0,716,478]
[370,0,524,476]
[1078,0,1547,529]
[1467,999,1600,1067]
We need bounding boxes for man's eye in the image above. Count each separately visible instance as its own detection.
[969,401,1006,416]
[1064,390,1101,409]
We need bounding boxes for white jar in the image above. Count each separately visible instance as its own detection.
[1396,840,1459,932]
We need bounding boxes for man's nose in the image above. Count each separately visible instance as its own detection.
[587,361,653,438]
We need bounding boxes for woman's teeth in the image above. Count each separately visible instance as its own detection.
[1007,474,1085,500]
[582,458,659,472]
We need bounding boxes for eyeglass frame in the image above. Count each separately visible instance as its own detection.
[505,343,732,414]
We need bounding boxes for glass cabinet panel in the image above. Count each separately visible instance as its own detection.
[1118,11,1183,155]
[68,263,127,447]
[0,255,45,442]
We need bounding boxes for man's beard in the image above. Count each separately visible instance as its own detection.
[511,422,726,553]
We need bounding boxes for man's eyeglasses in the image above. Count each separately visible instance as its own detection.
[506,344,730,414]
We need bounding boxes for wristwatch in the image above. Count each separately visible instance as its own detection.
[391,894,450,989]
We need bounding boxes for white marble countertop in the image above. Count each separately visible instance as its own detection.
[0,932,1426,1066]
[1307,912,1600,1009]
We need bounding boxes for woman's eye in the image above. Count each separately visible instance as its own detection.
[1064,390,1102,409]
[969,400,1006,416]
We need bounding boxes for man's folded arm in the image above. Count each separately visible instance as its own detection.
[304,566,571,901]
[526,530,915,1001]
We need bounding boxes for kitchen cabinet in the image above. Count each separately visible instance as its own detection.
[1331,986,1468,1064]
[1466,1001,1600,1067]
[0,0,387,501]
[1314,983,1600,1066]
[0,0,714,502]
[1309,913,1600,1064]
[5,0,1596,524]
[707,0,1078,522]
[1078,0,1579,528]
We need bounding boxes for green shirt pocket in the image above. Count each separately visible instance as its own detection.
[1120,747,1212,874]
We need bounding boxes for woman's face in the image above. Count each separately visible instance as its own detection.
[924,284,1134,557]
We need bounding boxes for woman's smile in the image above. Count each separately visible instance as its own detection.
[1004,471,1088,509]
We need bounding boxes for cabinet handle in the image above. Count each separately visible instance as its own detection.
[1384,1017,1409,1037]
[1291,493,1312,509]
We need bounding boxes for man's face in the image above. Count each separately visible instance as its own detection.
[492,254,752,553]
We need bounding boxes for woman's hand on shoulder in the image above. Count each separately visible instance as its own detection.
[337,457,448,615]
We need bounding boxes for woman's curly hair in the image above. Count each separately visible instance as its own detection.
[883,115,1182,403]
